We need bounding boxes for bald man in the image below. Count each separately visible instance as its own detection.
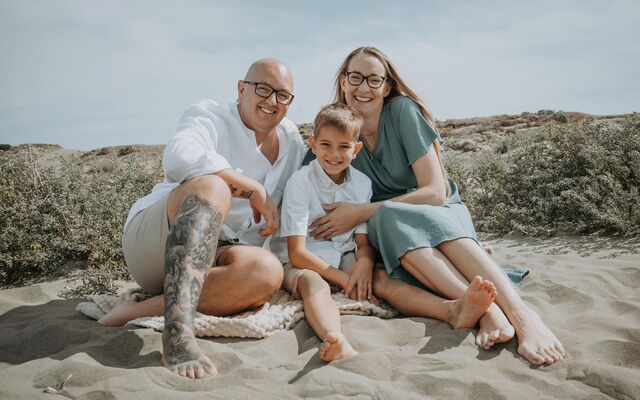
[99,59,305,379]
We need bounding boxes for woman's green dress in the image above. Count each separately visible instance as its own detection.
[304,96,477,287]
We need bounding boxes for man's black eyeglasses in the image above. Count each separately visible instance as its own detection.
[243,81,294,105]
[344,71,387,89]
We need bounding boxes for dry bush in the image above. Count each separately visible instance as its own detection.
[0,148,161,295]
[447,114,640,236]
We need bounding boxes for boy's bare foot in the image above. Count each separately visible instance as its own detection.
[319,332,358,362]
[97,300,137,327]
[162,324,217,379]
[514,306,565,365]
[448,276,496,329]
[476,304,515,350]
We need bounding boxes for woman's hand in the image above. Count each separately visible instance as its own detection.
[310,202,364,239]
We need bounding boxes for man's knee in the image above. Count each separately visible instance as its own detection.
[297,270,330,297]
[240,251,283,307]
[254,253,284,292]
[168,175,231,224]
[189,175,231,204]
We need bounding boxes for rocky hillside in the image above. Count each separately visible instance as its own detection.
[1,110,632,171]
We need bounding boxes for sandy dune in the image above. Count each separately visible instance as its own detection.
[0,236,638,400]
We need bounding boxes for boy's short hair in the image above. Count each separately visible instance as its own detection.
[313,103,363,141]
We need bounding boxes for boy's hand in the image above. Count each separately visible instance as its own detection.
[345,259,374,302]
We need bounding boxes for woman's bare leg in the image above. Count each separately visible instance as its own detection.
[372,269,495,329]
[438,238,565,365]
[401,247,515,350]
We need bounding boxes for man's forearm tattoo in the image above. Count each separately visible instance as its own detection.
[163,193,222,335]
[228,183,253,199]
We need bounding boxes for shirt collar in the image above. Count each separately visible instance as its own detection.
[229,101,291,162]
[310,159,352,188]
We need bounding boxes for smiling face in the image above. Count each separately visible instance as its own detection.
[340,53,391,120]
[237,59,294,135]
[309,125,363,184]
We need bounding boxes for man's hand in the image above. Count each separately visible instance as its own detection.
[216,169,279,237]
[248,184,279,237]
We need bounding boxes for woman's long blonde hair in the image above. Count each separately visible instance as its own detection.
[333,46,450,196]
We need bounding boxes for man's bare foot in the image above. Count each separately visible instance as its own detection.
[98,300,137,327]
[448,276,497,329]
[514,306,565,365]
[476,304,515,350]
[162,325,217,379]
[319,332,358,362]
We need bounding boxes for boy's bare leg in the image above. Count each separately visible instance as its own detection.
[401,247,515,349]
[296,271,357,362]
[372,269,495,329]
[438,238,565,365]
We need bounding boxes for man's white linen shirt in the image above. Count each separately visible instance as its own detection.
[275,159,372,266]
[124,100,305,246]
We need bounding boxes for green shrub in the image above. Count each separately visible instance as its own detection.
[0,148,161,294]
[448,115,640,235]
[1,115,638,295]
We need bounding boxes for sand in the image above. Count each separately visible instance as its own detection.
[1,235,639,400]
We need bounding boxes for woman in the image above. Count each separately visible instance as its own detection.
[308,46,565,365]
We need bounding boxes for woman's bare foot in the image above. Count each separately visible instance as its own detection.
[98,300,138,327]
[448,276,497,329]
[319,332,358,362]
[476,304,515,350]
[162,325,217,379]
[513,306,565,365]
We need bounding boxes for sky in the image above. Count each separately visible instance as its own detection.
[1,0,638,150]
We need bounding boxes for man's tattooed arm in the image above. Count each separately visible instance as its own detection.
[227,183,253,199]
[239,189,253,199]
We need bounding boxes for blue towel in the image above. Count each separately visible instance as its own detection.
[502,267,529,286]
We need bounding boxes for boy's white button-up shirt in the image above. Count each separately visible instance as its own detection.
[274,159,373,265]
[125,100,305,247]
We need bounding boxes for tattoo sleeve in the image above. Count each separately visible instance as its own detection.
[163,194,222,342]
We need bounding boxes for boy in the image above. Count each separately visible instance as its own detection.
[277,103,374,362]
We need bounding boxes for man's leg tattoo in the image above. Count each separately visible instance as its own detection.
[162,194,222,374]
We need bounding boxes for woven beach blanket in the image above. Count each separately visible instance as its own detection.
[77,288,398,339]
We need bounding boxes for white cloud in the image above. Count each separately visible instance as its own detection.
[0,0,638,149]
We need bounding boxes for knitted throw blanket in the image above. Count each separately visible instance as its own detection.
[77,288,398,339]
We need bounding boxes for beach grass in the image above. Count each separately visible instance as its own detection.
[1,115,638,295]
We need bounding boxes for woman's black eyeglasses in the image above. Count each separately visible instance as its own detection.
[344,71,387,89]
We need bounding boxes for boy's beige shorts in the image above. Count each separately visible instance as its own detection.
[282,252,357,299]
[122,195,235,295]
